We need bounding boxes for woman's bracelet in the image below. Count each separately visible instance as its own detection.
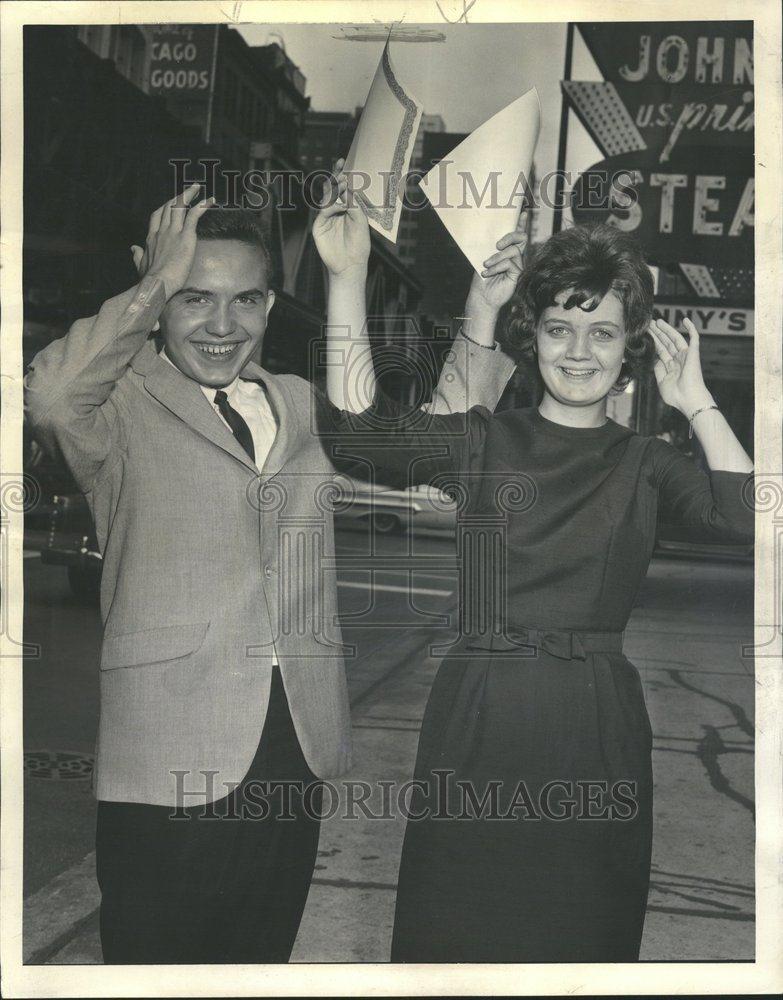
[457,324,497,351]
[688,401,719,439]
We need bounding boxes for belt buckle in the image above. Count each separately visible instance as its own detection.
[534,627,587,661]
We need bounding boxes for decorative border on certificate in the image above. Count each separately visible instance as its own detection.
[360,45,418,232]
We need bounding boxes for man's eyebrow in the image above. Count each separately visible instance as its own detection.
[174,287,268,298]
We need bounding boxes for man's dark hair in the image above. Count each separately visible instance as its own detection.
[195,208,273,281]
[502,223,655,390]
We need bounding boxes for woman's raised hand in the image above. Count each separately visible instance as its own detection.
[468,215,529,314]
[649,317,713,415]
[312,158,371,280]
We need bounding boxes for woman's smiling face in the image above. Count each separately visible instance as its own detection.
[535,288,628,408]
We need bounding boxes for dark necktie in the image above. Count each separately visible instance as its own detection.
[214,389,255,463]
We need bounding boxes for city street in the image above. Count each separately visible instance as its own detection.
[21,528,754,964]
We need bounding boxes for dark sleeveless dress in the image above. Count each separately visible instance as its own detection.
[322,397,754,962]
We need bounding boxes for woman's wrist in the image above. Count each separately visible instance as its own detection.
[329,263,368,287]
[680,390,716,419]
[464,289,500,323]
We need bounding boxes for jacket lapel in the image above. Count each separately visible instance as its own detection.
[131,345,301,480]
[132,344,258,473]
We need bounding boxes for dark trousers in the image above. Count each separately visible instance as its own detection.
[96,666,322,964]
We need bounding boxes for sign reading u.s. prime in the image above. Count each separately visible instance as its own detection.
[147,24,215,96]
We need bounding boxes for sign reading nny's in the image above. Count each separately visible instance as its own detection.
[567,21,753,271]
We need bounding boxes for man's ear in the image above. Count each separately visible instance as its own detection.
[265,290,276,318]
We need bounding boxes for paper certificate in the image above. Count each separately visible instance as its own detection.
[420,88,541,274]
[344,41,423,243]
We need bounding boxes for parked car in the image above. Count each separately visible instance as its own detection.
[28,491,102,599]
[332,478,457,536]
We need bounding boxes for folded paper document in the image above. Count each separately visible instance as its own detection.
[344,41,423,243]
[420,88,541,273]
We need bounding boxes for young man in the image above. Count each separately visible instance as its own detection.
[24,182,514,963]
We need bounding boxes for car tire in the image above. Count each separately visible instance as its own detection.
[67,564,101,602]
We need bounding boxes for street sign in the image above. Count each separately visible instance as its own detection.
[652,301,753,336]
[147,24,217,103]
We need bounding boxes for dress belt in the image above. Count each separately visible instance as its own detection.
[461,623,624,661]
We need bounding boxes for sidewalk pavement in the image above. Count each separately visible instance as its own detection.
[25,556,755,964]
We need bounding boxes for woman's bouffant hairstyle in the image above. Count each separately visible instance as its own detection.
[501,223,656,391]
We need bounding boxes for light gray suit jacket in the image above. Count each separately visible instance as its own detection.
[25,276,514,806]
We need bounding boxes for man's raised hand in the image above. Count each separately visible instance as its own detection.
[130,184,214,299]
[312,158,371,280]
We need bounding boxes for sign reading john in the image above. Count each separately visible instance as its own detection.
[576,21,753,85]
[567,22,753,275]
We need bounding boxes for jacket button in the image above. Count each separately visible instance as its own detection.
[264,565,273,578]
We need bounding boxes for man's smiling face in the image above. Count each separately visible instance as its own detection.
[159,239,275,389]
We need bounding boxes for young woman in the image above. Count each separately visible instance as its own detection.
[314,177,754,962]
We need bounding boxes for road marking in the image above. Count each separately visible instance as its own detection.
[337,580,452,597]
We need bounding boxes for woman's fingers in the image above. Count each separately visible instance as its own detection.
[653,358,668,383]
[650,320,677,357]
[495,218,528,250]
[482,249,506,268]
[649,325,675,366]
[481,257,521,279]
[653,316,688,352]
[651,331,681,376]
[483,243,526,269]
[319,180,335,209]
[682,317,701,351]
[320,170,348,208]
[318,199,348,220]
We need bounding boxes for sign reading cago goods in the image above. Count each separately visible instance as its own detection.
[148,25,216,98]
